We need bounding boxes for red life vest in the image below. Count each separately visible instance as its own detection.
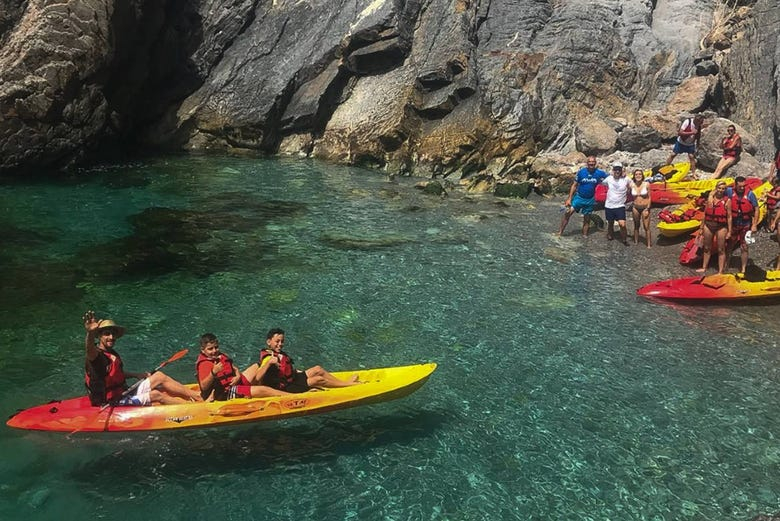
[721,135,741,158]
[731,191,754,222]
[85,349,127,405]
[704,198,728,224]
[196,352,236,399]
[259,350,295,389]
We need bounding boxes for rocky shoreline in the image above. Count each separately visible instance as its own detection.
[2,0,779,190]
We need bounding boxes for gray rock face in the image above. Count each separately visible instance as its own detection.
[0,0,778,183]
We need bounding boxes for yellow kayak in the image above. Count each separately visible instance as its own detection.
[644,162,691,183]
[7,363,437,433]
[657,201,703,238]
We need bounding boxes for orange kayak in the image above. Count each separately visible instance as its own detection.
[6,363,437,433]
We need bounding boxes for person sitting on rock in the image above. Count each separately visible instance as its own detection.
[712,124,742,179]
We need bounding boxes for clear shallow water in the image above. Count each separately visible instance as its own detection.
[1,156,780,520]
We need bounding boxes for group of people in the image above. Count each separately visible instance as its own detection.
[665,115,743,180]
[83,311,360,407]
[557,157,653,247]
[697,176,758,274]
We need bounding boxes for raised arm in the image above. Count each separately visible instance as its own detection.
[82,310,100,362]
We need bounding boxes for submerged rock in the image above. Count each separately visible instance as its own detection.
[320,232,415,251]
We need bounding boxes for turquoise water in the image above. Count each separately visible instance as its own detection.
[1,156,780,520]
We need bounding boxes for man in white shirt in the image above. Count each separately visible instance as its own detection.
[602,162,631,244]
[666,115,704,178]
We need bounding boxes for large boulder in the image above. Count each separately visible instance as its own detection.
[698,118,758,172]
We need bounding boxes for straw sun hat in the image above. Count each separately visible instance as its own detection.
[96,319,126,338]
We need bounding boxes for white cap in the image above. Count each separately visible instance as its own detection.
[612,161,623,168]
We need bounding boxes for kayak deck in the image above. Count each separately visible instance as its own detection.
[7,363,437,433]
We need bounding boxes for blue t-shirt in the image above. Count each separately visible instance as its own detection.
[575,167,608,199]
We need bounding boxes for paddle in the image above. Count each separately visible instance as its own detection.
[68,349,189,435]
[119,348,190,401]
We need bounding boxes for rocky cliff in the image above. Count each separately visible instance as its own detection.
[0,0,777,188]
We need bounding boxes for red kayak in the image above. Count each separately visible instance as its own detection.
[637,270,780,301]
[678,231,738,266]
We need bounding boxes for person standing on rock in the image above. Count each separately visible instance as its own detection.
[725,176,758,273]
[697,180,732,274]
[601,162,631,244]
[666,114,704,179]
[629,168,653,248]
[558,156,608,237]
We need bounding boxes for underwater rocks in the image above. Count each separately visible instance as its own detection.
[77,195,309,280]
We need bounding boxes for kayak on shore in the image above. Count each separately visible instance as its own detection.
[637,270,780,302]
[6,363,437,433]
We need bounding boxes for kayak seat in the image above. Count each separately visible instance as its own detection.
[743,265,768,283]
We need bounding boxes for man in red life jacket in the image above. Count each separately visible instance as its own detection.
[196,333,288,400]
[83,311,202,406]
[725,176,759,273]
[250,328,361,393]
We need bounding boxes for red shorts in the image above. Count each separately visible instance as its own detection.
[732,224,750,246]
[228,375,252,399]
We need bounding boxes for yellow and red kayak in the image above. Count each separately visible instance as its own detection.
[644,162,691,183]
[657,201,704,238]
[650,177,736,205]
[6,363,437,433]
[637,271,780,301]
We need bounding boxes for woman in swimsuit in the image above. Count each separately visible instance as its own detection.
[712,125,742,179]
[698,181,732,274]
[767,182,780,269]
[629,169,652,248]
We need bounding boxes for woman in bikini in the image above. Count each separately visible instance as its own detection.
[766,182,780,269]
[630,169,652,247]
[712,125,742,179]
[698,181,732,274]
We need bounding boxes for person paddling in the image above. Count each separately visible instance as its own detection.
[83,311,202,406]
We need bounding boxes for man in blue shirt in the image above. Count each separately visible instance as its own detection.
[558,156,609,237]
[725,176,759,273]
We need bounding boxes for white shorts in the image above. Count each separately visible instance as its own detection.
[116,378,152,406]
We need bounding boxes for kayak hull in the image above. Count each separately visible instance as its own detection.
[6,363,437,433]
[637,272,780,301]
[657,218,701,238]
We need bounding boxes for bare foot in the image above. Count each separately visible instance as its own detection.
[695,268,706,273]
[349,374,362,384]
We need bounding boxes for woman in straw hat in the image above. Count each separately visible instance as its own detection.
[83,310,202,406]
